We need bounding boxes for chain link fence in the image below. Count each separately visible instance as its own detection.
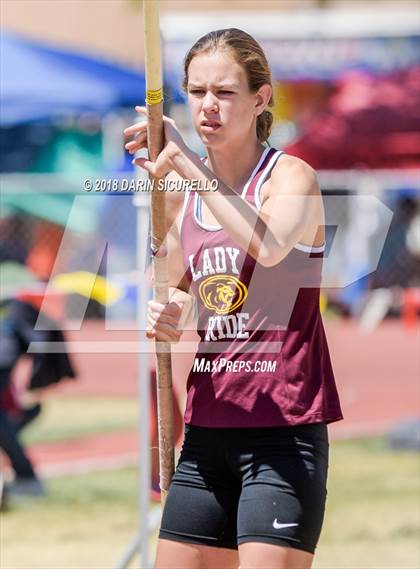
[1,170,419,323]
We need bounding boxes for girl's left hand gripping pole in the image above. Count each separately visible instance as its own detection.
[143,0,174,505]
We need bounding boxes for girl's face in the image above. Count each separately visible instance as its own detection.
[186,50,268,149]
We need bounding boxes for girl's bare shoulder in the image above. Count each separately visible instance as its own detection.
[271,154,319,194]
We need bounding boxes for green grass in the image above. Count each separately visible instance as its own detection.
[21,396,139,445]
[1,468,152,569]
[314,438,420,569]
[1,438,419,569]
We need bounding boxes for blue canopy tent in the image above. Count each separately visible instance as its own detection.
[0,31,181,125]
[0,31,170,256]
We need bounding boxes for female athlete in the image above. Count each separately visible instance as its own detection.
[125,28,343,569]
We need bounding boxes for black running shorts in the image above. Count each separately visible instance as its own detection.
[159,422,329,553]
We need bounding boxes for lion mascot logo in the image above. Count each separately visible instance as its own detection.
[199,275,248,314]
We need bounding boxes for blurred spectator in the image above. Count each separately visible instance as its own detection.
[0,402,43,497]
[370,196,420,290]
[360,196,420,331]
[0,299,76,498]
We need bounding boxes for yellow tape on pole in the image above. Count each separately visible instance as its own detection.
[144,0,164,104]
[146,87,164,106]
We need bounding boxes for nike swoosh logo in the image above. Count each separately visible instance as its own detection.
[273,520,299,530]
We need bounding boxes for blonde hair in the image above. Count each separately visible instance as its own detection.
[183,28,274,143]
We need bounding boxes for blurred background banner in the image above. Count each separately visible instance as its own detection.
[162,10,420,79]
[0,1,419,568]
[284,67,420,170]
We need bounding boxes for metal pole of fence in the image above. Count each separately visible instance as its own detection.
[114,186,152,569]
[136,189,152,569]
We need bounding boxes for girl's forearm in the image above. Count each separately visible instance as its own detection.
[170,145,281,265]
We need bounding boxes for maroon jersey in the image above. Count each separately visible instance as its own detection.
[180,147,343,427]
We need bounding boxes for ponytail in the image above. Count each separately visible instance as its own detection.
[257,110,273,143]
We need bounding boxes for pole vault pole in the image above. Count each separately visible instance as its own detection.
[115,3,173,568]
[143,0,175,505]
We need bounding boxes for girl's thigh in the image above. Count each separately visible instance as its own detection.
[158,425,240,554]
[238,541,313,569]
[155,539,239,569]
[234,423,329,554]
